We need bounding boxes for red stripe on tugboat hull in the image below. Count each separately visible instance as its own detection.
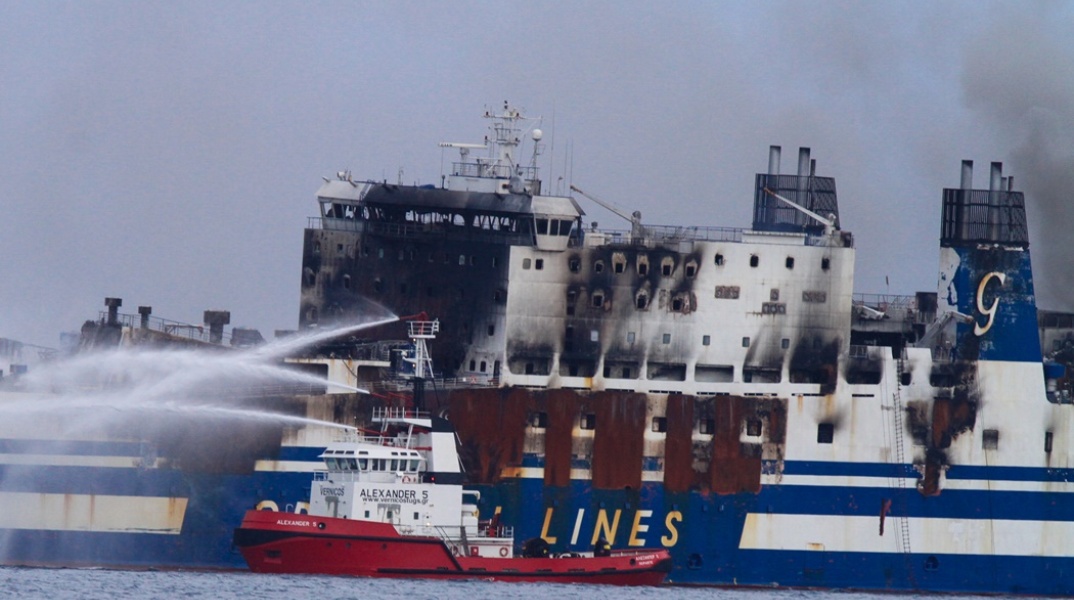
[234,510,670,586]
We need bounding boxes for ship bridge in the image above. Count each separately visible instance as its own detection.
[314,177,583,251]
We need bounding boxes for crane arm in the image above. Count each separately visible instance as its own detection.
[762,188,837,234]
[569,184,643,229]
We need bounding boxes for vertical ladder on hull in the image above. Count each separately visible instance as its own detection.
[891,353,917,589]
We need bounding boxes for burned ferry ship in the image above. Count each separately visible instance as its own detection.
[2,104,1072,593]
[297,105,1073,593]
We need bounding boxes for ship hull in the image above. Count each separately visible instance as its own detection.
[233,510,671,585]
[4,433,1074,594]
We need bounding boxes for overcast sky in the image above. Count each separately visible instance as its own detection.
[2,1,1073,348]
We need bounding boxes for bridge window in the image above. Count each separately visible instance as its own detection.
[536,218,549,235]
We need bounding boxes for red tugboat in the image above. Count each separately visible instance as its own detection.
[234,406,670,584]
[235,317,669,585]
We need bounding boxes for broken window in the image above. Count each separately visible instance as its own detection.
[529,412,548,429]
[651,417,668,433]
[714,253,724,266]
[983,429,999,450]
[822,257,831,271]
[685,261,697,278]
[592,291,605,308]
[636,292,649,310]
[661,257,674,276]
[746,419,762,437]
[580,414,596,430]
[594,260,605,273]
[568,257,581,272]
[613,253,626,273]
[638,255,649,275]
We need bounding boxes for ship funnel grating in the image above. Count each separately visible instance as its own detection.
[940,187,1028,247]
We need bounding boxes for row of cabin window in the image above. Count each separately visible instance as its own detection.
[326,457,421,473]
[529,412,763,437]
[568,288,823,313]
[337,241,504,268]
[599,331,797,348]
[534,254,833,275]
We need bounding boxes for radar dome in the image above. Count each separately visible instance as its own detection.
[532,129,543,141]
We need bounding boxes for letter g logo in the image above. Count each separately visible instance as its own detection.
[974,271,1006,336]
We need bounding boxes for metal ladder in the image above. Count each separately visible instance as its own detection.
[891,354,917,589]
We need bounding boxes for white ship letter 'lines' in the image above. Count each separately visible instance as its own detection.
[739,513,1074,557]
[0,492,188,534]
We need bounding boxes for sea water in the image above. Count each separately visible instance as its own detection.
[0,568,1018,600]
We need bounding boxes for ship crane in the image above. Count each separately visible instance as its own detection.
[763,187,839,237]
[569,184,646,241]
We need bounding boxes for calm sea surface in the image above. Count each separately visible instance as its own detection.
[0,568,1020,600]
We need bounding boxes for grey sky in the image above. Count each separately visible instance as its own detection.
[2,1,1072,348]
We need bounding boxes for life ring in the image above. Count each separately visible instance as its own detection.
[499,546,509,557]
